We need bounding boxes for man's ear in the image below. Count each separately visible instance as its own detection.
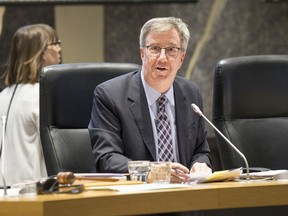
[180,52,185,63]
[140,48,145,60]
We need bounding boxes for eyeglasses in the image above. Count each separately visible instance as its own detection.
[47,40,61,47]
[145,45,181,58]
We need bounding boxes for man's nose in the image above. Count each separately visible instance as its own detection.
[158,48,168,60]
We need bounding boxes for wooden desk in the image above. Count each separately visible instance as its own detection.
[1,180,288,216]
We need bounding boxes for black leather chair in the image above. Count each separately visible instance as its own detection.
[212,55,288,170]
[40,62,140,176]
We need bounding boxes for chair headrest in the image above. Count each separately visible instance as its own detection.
[213,55,288,119]
[40,62,140,128]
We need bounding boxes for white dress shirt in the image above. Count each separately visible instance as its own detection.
[141,71,180,162]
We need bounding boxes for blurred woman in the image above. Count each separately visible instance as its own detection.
[0,24,61,186]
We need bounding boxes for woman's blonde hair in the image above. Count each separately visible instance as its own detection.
[1,24,58,86]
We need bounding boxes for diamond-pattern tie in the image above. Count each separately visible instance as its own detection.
[156,95,174,162]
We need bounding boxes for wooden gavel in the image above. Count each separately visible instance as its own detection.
[57,172,76,185]
[56,172,119,185]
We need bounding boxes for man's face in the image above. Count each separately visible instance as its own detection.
[140,29,185,93]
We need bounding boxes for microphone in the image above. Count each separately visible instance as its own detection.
[1,115,8,195]
[191,103,250,180]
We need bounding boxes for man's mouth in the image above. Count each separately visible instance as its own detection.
[156,66,167,71]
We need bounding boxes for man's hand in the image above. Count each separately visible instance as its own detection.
[170,162,190,183]
[190,162,212,174]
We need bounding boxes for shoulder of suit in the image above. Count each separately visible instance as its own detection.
[175,75,198,87]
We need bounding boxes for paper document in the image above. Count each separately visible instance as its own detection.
[0,188,21,196]
[188,168,242,184]
[240,169,288,180]
[87,183,191,192]
[74,173,127,181]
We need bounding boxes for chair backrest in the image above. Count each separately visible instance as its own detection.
[212,55,288,170]
[40,62,141,176]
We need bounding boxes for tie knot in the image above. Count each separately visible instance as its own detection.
[157,95,167,109]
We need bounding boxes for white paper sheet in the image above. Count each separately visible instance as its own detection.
[87,183,191,192]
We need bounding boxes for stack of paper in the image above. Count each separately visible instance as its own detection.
[188,168,242,184]
[240,169,288,180]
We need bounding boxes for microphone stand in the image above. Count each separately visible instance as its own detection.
[1,115,7,195]
[191,104,250,181]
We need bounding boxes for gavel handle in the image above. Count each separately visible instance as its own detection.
[56,172,122,185]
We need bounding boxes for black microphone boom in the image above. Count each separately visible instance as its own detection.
[191,103,250,180]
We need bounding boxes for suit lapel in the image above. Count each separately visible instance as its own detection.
[128,72,157,160]
[174,80,189,165]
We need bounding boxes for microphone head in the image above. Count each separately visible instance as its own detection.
[191,103,203,116]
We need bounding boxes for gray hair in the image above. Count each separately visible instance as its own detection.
[139,17,190,52]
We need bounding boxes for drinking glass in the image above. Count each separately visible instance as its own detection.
[128,160,150,183]
[150,162,172,184]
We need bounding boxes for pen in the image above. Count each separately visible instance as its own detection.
[175,169,184,174]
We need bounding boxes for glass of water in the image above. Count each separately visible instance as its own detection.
[150,162,172,184]
[128,160,150,183]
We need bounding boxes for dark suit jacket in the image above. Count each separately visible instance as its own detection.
[89,70,211,173]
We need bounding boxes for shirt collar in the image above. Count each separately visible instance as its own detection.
[141,71,174,106]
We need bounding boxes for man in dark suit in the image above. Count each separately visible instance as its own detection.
[89,17,211,183]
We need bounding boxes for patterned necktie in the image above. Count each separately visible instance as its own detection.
[156,95,174,162]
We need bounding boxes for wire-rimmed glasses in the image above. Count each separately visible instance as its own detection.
[145,45,181,58]
[47,40,61,48]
